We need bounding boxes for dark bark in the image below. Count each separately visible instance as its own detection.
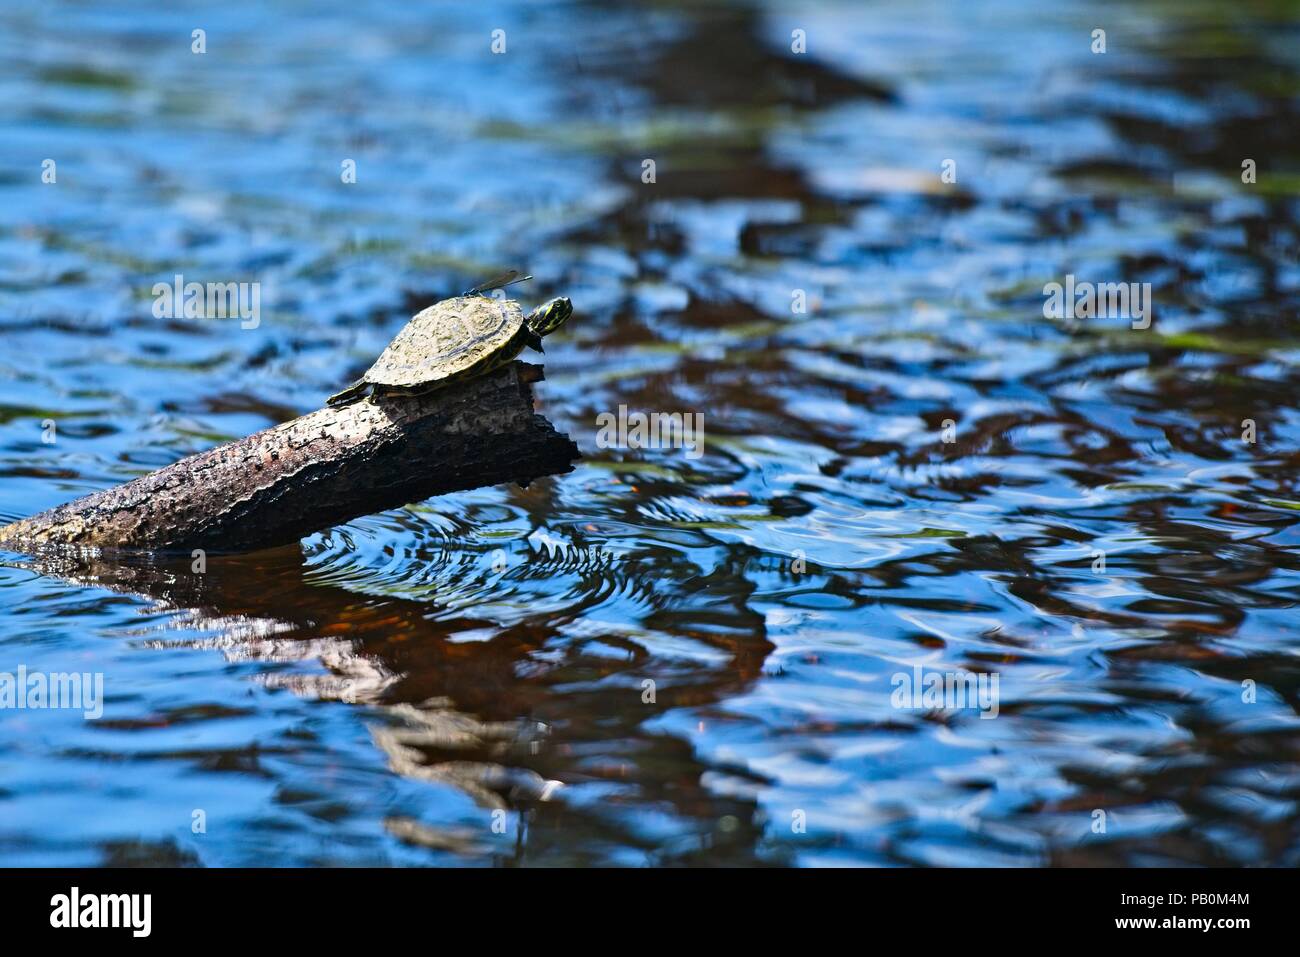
[0,362,579,553]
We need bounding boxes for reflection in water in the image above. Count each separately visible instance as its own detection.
[4,541,777,865]
[1,0,1299,866]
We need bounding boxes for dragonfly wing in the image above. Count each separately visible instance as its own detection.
[465,269,532,296]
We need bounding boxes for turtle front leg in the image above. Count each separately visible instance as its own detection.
[326,379,369,406]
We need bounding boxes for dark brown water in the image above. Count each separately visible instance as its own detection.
[1,0,1299,866]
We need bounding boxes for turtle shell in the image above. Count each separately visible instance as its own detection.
[363,295,525,388]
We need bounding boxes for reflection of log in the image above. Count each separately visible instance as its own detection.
[3,539,776,857]
[0,362,578,553]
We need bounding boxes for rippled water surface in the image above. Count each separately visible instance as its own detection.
[2,0,1300,866]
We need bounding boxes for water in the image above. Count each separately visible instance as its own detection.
[1,0,1299,866]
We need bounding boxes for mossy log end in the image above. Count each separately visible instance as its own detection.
[0,362,579,553]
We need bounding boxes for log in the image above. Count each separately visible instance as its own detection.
[0,362,579,553]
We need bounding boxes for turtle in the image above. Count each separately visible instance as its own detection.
[327,278,572,406]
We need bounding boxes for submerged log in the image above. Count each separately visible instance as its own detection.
[0,362,579,553]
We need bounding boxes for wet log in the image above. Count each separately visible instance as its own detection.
[0,362,578,553]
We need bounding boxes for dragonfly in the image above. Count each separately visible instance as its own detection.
[464,269,533,296]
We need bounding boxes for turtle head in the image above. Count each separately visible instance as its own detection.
[527,297,572,338]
